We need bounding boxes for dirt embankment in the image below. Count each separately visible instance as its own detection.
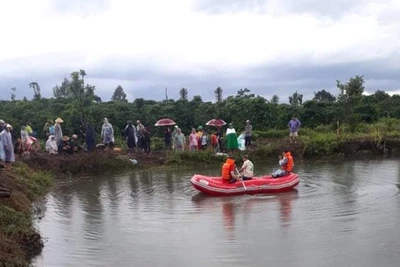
[0,164,51,267]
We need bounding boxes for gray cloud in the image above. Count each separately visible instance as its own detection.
[3,56,398,104]
[1,0,399,103]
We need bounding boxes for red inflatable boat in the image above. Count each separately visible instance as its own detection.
[190,173,299,196]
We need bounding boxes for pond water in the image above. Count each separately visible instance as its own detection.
[33,159,400,267]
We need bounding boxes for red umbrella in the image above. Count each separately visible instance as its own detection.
[154,118,176,126]
[206,119,227,127]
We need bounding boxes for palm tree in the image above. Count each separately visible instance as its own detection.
[80,69,87,88]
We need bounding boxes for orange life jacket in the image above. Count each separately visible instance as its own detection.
[283,152,294,172]
[222,158,235,180]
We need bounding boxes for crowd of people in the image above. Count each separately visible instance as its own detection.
[165,120,254,153]
[0,115,300,172]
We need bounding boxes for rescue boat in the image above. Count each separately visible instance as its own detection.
[190,173,299,196]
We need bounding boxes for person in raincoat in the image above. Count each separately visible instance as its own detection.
[226,123,238,151]
[54,118,64,154]
[1,124,15,170]
[125,121,137,154]
[46,135,58,154]
[172,125,179,149]
[101,118,114,150]
[85,122,96,152]
[0,120,5,162]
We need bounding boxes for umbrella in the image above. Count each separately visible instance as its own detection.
[206,119,227,127]
[154,118,176,126]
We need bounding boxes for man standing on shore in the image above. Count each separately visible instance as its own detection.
[244,120,252,150]
[288,116,301,143]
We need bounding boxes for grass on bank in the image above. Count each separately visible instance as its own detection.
[166,119,400,164]
[0,162,53,267]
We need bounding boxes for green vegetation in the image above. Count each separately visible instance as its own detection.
[0,163,53,267]
[166,118,400,164]
[2,73,400,144]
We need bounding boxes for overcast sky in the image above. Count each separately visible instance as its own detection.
[1,0,399,102]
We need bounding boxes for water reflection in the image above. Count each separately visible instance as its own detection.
[74,178,105,245]
[34,159,400,267]
[165,171,174,194]
[222,202,236,240]
[105,176,121,211]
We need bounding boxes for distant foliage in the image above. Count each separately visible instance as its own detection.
[2,73,400,141]
[111,85,127,102]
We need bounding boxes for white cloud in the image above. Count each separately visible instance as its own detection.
[0,0,399,100]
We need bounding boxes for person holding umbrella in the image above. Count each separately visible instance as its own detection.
[154,118,176,151]
[205,119,227,152]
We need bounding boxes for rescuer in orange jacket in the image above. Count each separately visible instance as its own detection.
[222,157,239,183]
[272,150,294,178]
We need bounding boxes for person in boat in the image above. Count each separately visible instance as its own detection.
[239,155,254,180]
[222,157,240,183]
[272,150,294,178]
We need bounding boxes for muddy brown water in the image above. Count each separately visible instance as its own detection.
[33,159,400,267]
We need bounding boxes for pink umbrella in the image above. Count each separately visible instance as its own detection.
[206,119,227,127]
[154,118,176,126]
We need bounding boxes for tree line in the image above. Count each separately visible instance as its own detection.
[2,71,399,139]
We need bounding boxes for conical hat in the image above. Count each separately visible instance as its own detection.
[55,118,64,123]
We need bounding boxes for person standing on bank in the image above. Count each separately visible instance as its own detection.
[226,123,238,151]
[54,118,64,154]
[244,120,252,150]
[85,122,96,152]
[288,116,301,143]
[1,124,15,171]
[125,121,136,154]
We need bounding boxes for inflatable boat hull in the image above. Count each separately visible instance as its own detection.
[191,173,299,196]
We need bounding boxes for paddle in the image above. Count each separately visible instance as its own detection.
[235,167,247,190]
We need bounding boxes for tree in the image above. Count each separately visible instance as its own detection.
[53,78,70,98]
[271,95,279,104]
[111,85,127,102]
[192,95,202,103]
[179,88,188,101]
[80,69,87,87]
[337,75,364,98]
[336,75,365,132]
[214,87,223,103]
[52,70,100,124]
[313,89,336,102]
[29,82,41,100]
[11,87,16,101]
[236,88,255,98]
[289,91,303,106]
[373,90,390,102]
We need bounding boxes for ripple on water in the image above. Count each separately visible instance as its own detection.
[34,160,400,267]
